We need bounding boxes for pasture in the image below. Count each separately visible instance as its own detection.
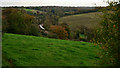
[59,12,102,31]
[24,8,45,14]
[2,33,100,66]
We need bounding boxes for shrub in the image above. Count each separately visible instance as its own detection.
[47,32,58,39]
[79,37,86,41]
[71,25,94,41]
[29,24,41,36]
[2,16,8,33]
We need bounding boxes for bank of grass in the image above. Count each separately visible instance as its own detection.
[2,33,100,66]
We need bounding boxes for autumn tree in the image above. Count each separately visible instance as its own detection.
[2,8,40,36]
[60,22,70,39]
[93,2,120,65]
[50,25,68,40]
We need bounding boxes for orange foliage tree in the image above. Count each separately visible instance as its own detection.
[50,25,68,40]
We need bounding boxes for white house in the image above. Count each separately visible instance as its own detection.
[39,24,45,30]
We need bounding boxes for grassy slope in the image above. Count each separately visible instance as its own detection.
[59,12,102,31]
[2,33,100,66]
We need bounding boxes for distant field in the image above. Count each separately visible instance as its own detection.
[2,33,100,66]
[24,9,45,14]
[59,12,102,31]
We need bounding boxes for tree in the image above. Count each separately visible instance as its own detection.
[43,14,52,30]
[60,22,70,39]
[93,2,120,66]
[50,25,68,40]
[2,8,40,36]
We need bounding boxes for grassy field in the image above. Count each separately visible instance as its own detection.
[24,9,45,14]
[2,33,100,66]
[59,12,102,31]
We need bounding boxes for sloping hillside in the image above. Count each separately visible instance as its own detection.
[59,12,102,31]
[2,33,100,66]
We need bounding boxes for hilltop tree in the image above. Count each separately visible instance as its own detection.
[2,8,40,36]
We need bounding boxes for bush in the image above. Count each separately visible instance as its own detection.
[84,28,95,41]
[78,37,85,41]
[47,32,58,39]
[29,24,41,36]
[71,25,94,41]
[2,16,8,33]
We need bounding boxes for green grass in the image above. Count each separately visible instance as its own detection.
[79,34,86,39]
[24,9,32,12]
[2,33,100,66]
[24,9,45,14]
[59,12,102,31]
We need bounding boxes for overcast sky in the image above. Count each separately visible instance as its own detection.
[1,0,119,7]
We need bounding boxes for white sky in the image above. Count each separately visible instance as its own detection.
[1,0,119,7]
